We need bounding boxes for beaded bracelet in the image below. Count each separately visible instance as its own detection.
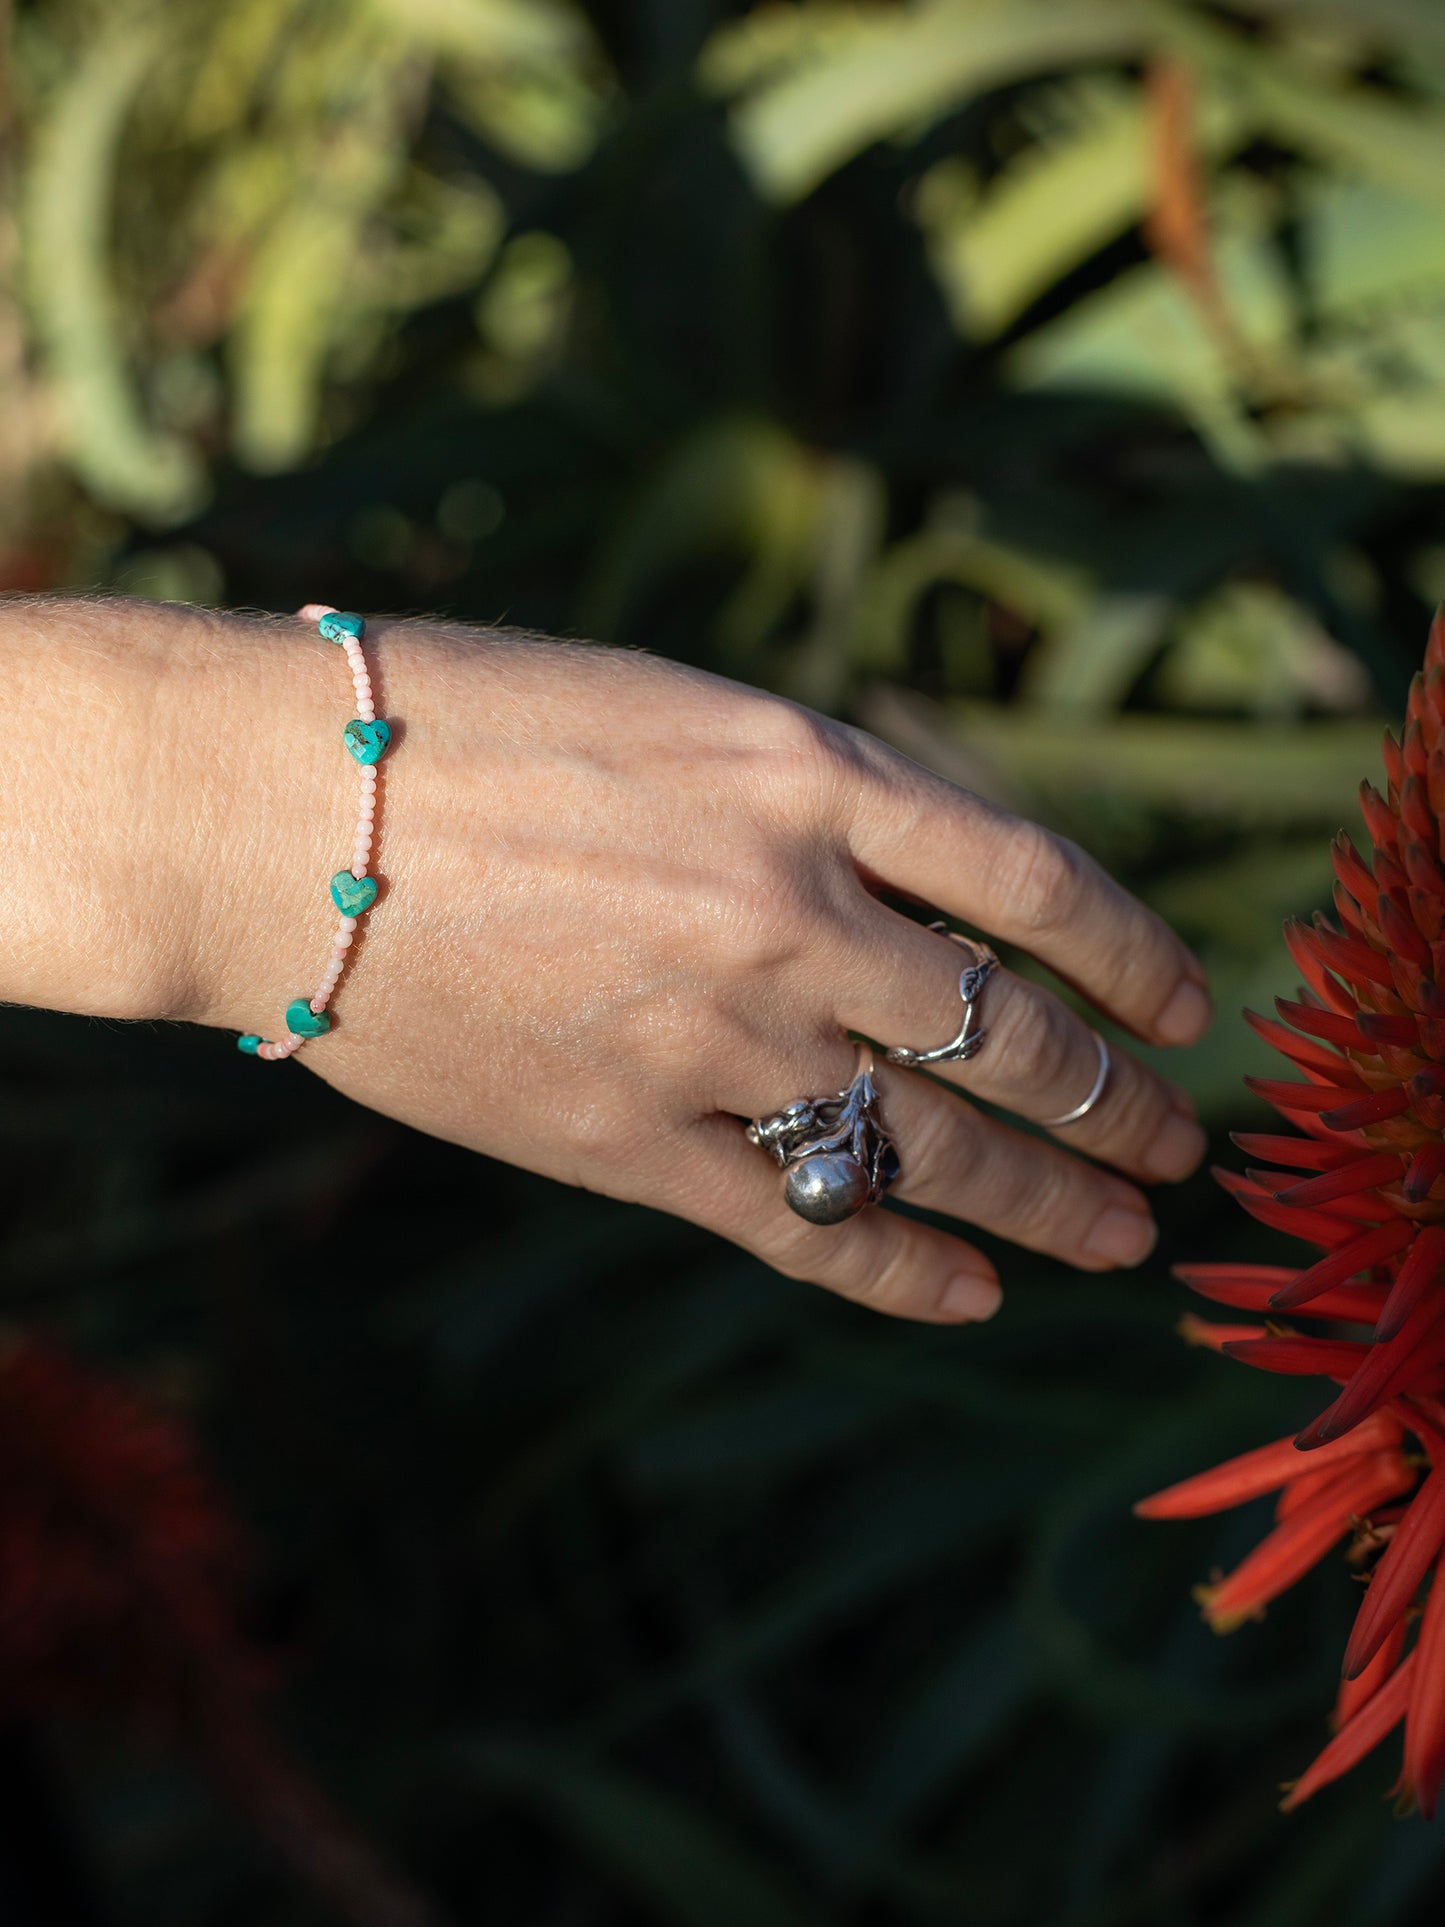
[236,605,389,1062]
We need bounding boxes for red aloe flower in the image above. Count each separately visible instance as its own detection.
[1141,608,1445,1815]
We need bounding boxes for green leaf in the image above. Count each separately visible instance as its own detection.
[1341,1811,1445,1926]
[463,1743,818,1927]
[1142,838,1337,950]
[363,0,595,65]
[1005,185,1293,469]
[788,456,888,711]
[624,1378,891,1491]
[23,20,205,521]
[1231,1803,1390,1927]
[601,1450,1055,1737]
[894,698,1384,827]
[1021,1389,1331,1731]
[1304,177,1445,321]
[580,418,833,658]
[1208,29,1445,212]
[228,107,408,472]
[1228,0,1445,60]
[399,1203,684,1377]
[1017,592,1174,715]
[444,62,609,171]
[706,0,1151,205]
[920,77,1247,341]
[697,4,900,97]
[858,1609,1030,1827]
[852,523,1086,679]
[704,1691,875,1877]
[1156,583,1370,719]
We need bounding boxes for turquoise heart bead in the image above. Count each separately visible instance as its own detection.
[318,610,365,643]
[343,717,391,765]
[237,1034,262,1054]
[285,999,331,1038]
[330,870,378,915]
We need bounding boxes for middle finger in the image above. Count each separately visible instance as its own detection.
[839,907,1207,1184]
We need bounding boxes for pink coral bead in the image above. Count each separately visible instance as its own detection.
[247,605,386,1059]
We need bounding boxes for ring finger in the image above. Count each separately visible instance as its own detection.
[840,909,1206,1184]
[879,1060,1158,1271]
[680,1050,1154,1324]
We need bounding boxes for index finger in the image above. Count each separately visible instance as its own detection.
[845,749,1212,1047]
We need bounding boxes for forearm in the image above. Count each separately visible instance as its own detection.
[0,595,342,1028]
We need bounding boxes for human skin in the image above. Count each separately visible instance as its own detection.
[0,595,1210,1323]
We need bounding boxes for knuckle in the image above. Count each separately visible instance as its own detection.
[756,1210,828,1284]
[717,844,856,983]
[1004,822,1087,935]
[635,989,726,1075]
[555,1096,633,1172]
[727,854,815,976]
[994,987,1076,1092]
[743,698,881,820]
[1109,1060,1175,1148]
[670,850,808,981]
[752,696,844,780]
[844,1235,918,1316]
[902,1094,972,1192]
[1006,1156,1074,1244]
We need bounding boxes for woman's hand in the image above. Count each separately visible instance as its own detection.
[0,600,1211,1324]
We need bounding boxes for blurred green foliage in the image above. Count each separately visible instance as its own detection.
[8,0,1445,1921]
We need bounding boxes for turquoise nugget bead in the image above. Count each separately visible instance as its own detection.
[344,717,391,765]
[318,610,365,643]
[285,999,331,1038]
[237,1034,262,1054]
[330,870,377,915]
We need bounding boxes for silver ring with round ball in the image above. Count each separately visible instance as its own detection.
[884,924,999,1069]
[747,1048,900,1226]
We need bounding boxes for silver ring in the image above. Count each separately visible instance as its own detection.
[885,924,1000,1069]
[747,1047,899,1225]
[1039,1031,1111,1127]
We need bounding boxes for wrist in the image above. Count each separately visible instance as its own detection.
[187,608,476,1050]
[0,595,339,1030]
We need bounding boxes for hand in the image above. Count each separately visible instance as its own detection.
[0,601,1211,1324]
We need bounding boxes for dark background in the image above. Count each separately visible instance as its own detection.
[4,0,1445,1920]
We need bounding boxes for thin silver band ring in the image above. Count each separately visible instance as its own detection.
[1039,1031,1111,1127]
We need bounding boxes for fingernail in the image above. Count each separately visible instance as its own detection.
[1155,978,1213,1045]
[1081,1206,1158,1268]
[1143,1111,1208,1181]
[941,1272,1003,1322]
[1170,1084,1199,1119]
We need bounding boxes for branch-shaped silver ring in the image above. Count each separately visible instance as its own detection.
[1040,1031,1111,1127]
[747,1047,899,1225]
[885,924,1000,1069]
